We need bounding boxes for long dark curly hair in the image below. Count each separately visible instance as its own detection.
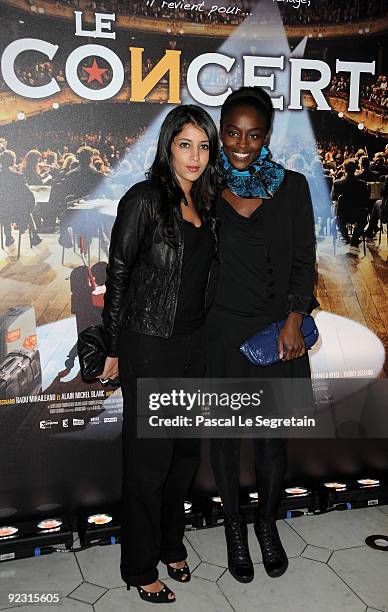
[147,105,220,248]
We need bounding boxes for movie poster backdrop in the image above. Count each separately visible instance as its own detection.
[0,0,387,517]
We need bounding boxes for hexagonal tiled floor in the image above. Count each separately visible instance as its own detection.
[301,544,332,563]
[378,504,388,517]
[218,557,366,612]
[75,538,125,590]
[5,601,93,612]
[185,519,305,567]
[0,553,83,610]
[285,506,388,550]
[94,577,235,612]
[1,507,388,611]
[329,546,388,611]
[68,582,107,605]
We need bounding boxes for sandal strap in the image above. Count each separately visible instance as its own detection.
[167,561,191,582]
[136,582,175,603]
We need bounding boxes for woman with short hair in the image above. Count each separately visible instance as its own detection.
[207,86,316,584]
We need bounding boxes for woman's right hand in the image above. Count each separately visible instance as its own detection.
[99,356,119,382]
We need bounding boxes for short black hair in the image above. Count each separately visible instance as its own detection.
[220,86,274,133]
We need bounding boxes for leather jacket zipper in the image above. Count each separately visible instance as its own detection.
[159,218,184,316]
[204,265,212,311]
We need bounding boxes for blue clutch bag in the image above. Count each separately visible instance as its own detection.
[239,315,319,367]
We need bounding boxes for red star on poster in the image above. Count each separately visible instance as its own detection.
[83,58,108,84]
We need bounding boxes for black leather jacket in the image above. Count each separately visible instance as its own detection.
[102,179,214,357]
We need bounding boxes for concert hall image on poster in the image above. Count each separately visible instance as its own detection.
[0,0,387,564]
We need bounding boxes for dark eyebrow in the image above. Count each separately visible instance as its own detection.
[226,124,263,131]
[175,137,209,142]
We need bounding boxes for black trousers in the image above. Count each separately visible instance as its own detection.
[118,326,205,586]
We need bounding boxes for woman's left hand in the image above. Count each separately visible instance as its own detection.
[278,313,306,362]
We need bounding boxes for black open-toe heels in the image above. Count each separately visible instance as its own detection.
[167,561,191,582]
[131,583,176,604]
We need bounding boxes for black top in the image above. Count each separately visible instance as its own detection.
[214,197,268,316]
[205,171,316,320]
[173,218,213,334]
[103,171,315,356]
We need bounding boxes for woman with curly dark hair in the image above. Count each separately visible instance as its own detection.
[100,105,219,604]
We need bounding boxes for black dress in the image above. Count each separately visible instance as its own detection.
[206,196,311,380]
[206,196,311,518]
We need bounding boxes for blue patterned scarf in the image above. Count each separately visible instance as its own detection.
[220,146,285,198]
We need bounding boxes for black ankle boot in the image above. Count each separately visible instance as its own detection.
[254,515,288,578]
[224,514,254,583]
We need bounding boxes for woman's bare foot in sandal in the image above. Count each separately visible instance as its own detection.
[167,560,191,582]
[137,580,176,603]
[168,561,185,570]
[142,580,175,595]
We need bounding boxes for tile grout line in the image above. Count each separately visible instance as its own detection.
[200,561,228,570]
[66,582,86,601]
[328,544,367,553]
[62,550,87,604]
[215,580,238,612]
[216,567,228,583]
[301,555,332,564]
[301,543,335,551]
[184,534,204,564]
[192,573,223,584]
[73,550,87,583]
[282,519,309,546]
[325,561,370,610]
[326,550,335,564]
[91,589,109,605]
[298,542,308,557]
